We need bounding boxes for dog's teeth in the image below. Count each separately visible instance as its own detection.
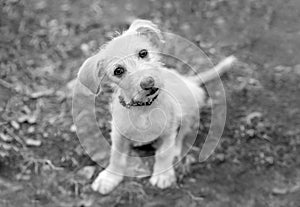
[119,93,158,108]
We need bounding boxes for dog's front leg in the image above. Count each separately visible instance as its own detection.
[92,129,130,194]
[150,132,178,189]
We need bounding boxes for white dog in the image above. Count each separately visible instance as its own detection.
[77,19,236,194]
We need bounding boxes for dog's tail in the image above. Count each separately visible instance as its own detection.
[189,55,237,85]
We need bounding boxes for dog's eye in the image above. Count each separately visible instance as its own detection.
[114,66,125,76]
[138,49,148,59]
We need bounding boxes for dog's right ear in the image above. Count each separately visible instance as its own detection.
[77,54,103,94]
[127,19,164,48]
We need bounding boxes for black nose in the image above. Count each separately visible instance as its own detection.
[140,76,155,90]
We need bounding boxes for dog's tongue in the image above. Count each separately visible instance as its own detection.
[133,92,147,103]
[133,88,159,103]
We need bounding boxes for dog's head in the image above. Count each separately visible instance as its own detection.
[78,19,164,105]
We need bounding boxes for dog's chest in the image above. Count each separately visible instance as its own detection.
[113,107,170,143]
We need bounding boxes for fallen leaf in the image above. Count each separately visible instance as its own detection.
[10,120,20,129]
[0,142,12,150]
[27,126,35,133]
[25,138,42,147]
[16,173,31,181]
[0,133,13,142]
[265,156,274,164]
[17,114,37,124]
[272,187,288,195]
[289,184,300,193]
[30,89,54,99]
[245,112,262,125]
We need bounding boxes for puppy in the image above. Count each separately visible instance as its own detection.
[77,19,236,194]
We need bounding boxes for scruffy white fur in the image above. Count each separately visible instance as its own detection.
[78,19,236,194]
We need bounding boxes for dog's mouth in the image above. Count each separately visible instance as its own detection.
[119,87,160,108]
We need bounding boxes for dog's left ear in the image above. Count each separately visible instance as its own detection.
[77,54,104,94]
[128,19,164,48]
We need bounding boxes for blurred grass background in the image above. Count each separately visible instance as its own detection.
[1,0,300,206]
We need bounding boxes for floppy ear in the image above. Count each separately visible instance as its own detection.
[77,54,103,94]
[127,19,164,48]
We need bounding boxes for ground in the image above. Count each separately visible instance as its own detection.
[0,0,300,206]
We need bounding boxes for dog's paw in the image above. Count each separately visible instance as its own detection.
[150,169,176,189]
[91,170,123,194]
